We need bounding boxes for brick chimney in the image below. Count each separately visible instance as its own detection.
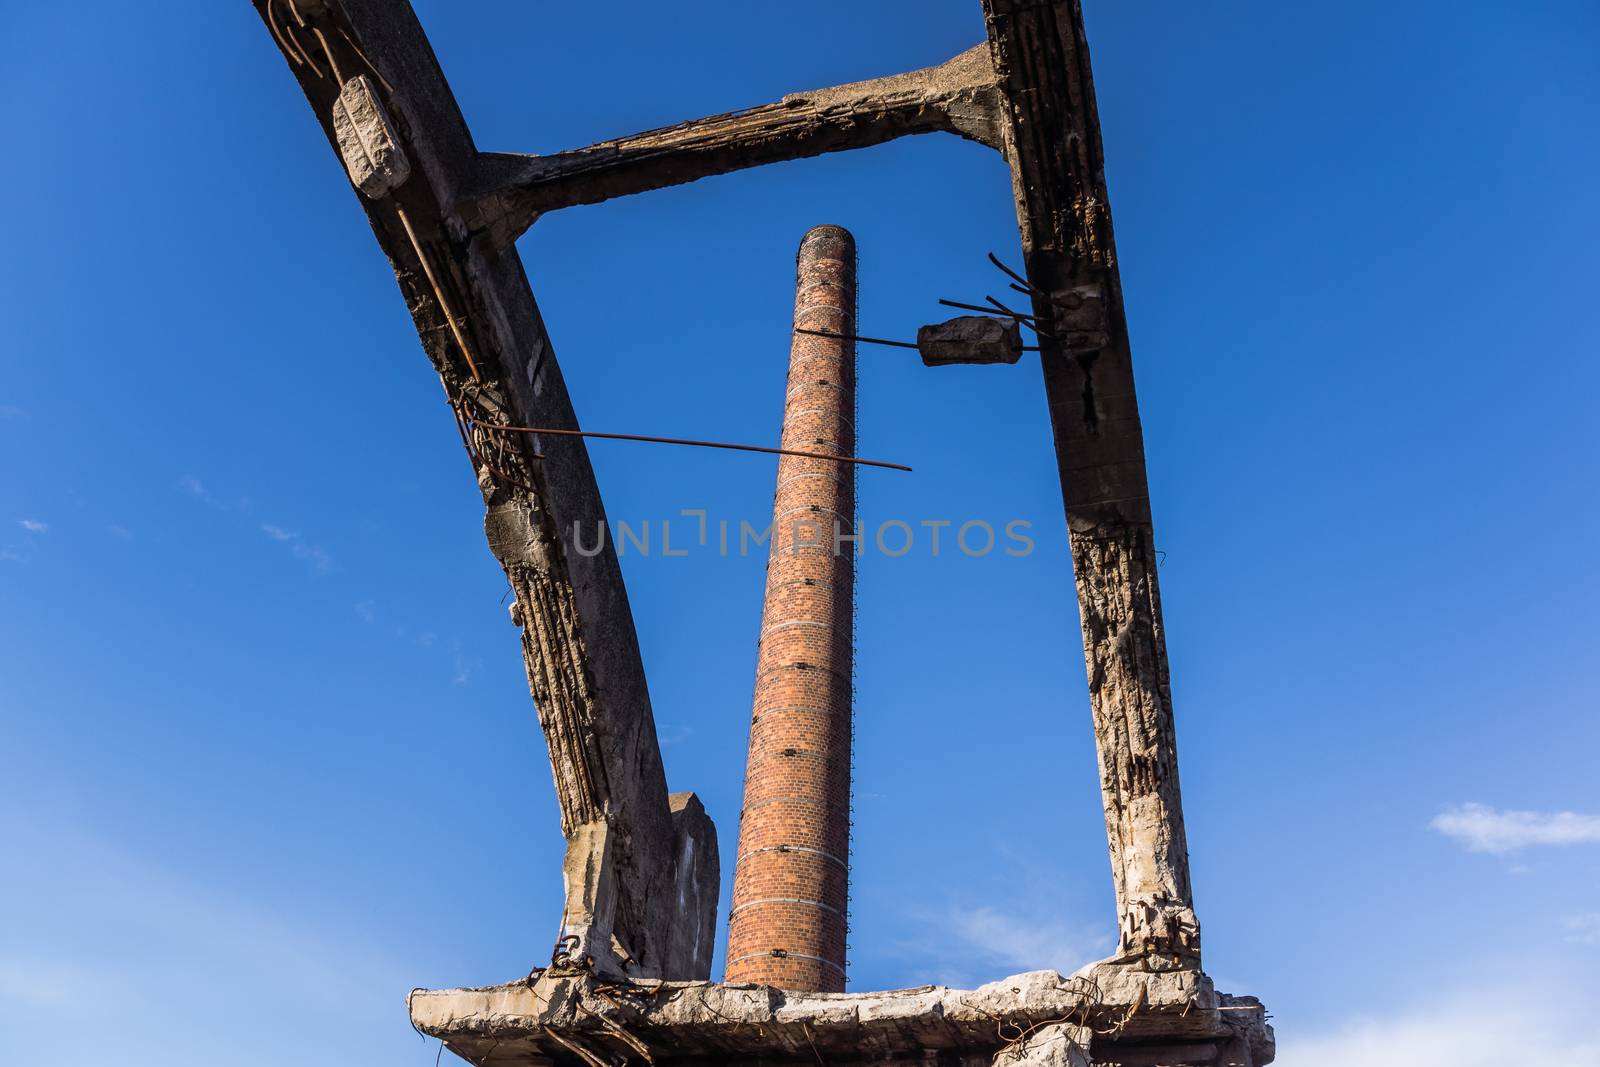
[725,225,857,992]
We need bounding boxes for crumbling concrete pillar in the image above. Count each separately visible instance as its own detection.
[725,225,857,991]
[980,0,1201,971]
[248,0,723,985]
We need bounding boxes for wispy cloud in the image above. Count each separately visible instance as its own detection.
[354,599,376,623]
[180,477,334,573]
[177,474,215,503]
[880,887,1110,989]
[936,904,1106,976]
[380,623,479,687]
[106,524,134,541]
[1563,913,1600,946]
[1430,803,1600,854]
[178,475,251,513]
[17,519,47,533]
[451,650,479,687]
[0,956,125,1012]
[0,809,420,1067]
[658,723,695,747]
[259,522,334,573]
[0,403,24,421]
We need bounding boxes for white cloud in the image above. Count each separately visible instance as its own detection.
[354,599,376,623]
[451,652,479,687]
[18,519,47,533]
[0,404,24,421]
[178,476,251,513]
[1284,982,1600,1067]
[1431,803,1600,854]
[260,522,334,573]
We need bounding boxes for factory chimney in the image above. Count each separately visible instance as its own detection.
[725,225,857,991]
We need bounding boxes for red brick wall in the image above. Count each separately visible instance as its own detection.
[725,226,856,991]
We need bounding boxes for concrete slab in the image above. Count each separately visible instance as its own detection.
[409,963,1272,1067]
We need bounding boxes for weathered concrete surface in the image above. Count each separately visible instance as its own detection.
[665,792,719,980]
[330,74,410,197]
[917,315,1024,366]
[981,0,1200,969]
[993,1022,1092,1067]
[410,967,1272,1067]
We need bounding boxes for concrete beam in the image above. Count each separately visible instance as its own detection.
[980,0,1200,969]
[249,0,716,980]
[461,44,1006,248]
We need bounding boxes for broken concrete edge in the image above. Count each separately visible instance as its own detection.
[554,793,720,983]
[917,315,1025,366]
[408,965,1272,1066]
[331,73,410,198]
[993,1022,1092,1067]
[665,792,719,980]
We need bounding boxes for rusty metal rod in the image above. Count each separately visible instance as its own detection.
[311,26,345,85]
[799,325,1038,353]
[984,294,1030,321]
[473,421,911,472]
[939,297,1036,321]
[275,4,324,78]
[938,297,1054,338]
[795,327,917,350]
[934,295,1024,316]
[984,293,1059,341]
[265,1,302,67]
[336,24,395,95]
[394,205,484,383]
[988,251,1041,295]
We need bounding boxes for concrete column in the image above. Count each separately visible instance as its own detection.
[725,226,857,991]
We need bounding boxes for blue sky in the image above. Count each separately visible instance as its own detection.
[3,2,1599,1064]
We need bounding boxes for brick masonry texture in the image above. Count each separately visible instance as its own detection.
[725,226,856,992]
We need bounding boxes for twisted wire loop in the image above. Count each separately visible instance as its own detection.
[985,974,1141,1067]
[447,384,542,494]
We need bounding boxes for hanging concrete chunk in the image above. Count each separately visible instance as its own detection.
[917,315,1023,366]
[331,75,411,198]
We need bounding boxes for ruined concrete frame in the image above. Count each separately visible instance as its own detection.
[250,0,1196,987]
